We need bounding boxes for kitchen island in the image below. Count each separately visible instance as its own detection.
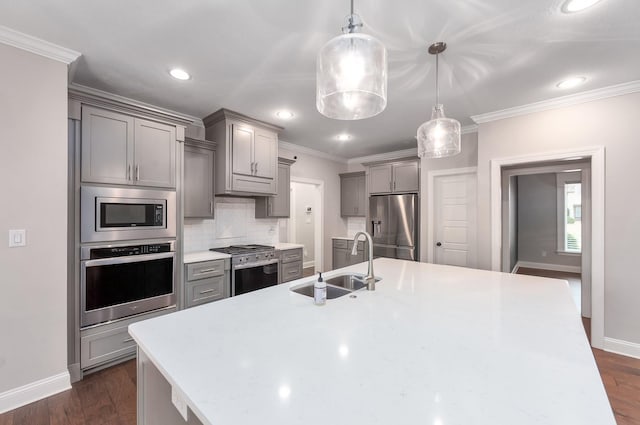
[129,258,615,425]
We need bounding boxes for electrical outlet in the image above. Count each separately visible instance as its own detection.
[8,229,26,247]
[541,250,547,257]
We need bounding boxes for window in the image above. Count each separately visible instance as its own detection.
[557,172,582,253]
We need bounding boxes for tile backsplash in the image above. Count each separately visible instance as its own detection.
[184,197,280,252]
[347,217,366,237]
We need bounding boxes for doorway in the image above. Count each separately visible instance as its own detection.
[289,178,324,274]
[427,167,478,268]
[490,146,605,349]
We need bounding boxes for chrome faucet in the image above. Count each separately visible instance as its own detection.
[351,231,375,290]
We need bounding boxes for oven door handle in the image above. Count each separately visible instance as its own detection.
[82,252,175,267]
[234,259,279,270]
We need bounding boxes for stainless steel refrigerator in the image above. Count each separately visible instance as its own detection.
[369,194,419,261]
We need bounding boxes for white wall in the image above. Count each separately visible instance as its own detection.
[476,91,640,344]
[278,146,348,270]
[419,132,479,261]
[0,44,70,404]
[517,173,581,268]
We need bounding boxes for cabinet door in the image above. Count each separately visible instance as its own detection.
[369,165,393,194]
[355,174,366,215]
[254,129,277,179]
[133,118,176,188]
[81,106,133,185]
[393,161,419,192]
[341,176,358,216]
[332,248,350,270]
[184,145,214,218]
[270,163,290,217]
[231,124,254,176]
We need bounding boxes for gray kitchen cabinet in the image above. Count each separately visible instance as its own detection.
[184,259,230,308]
[279,247,303,283]
[204,109,282,196]
[79,306,176,371]
[340,172,366,217]
[368,160,419,194]
[81,105,177,188]
[184,139,216,218]
[255,157,295,218]
[332,238,367,270]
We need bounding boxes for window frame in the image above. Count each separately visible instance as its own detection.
[556,171,582,255]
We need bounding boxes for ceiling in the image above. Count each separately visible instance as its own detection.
[1,0,639,158]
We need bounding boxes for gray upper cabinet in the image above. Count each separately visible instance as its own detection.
[255,157,295,218]
[81,105,177,188]
[368,160,419,194]
[184,139,216,218]
[340,172,366,217]
[204,109,282,196]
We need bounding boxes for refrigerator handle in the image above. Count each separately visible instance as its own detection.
[372,220,381,237]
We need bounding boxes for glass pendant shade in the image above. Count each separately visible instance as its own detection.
[317,32,387,120]
[417,104,461,158]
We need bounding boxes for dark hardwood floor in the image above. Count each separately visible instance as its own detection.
[302,266,315,277]
[2,321,639,425]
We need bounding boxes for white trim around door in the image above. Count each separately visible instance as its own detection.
[289,176,325,272]
[489,146,605,349]
[427,167,478,264]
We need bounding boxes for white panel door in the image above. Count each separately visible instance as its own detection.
[434,173,477,268]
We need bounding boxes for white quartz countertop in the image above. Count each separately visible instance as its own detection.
[129,258,615,425]
[331,236,352,240]
[273,242,304,250]
[183,251,231,264]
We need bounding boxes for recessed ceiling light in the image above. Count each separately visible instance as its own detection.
[557,76,587,89]
[336,133,351,142]
[169,68,191,80]
[562,0,603,13]
[275,110,294,119]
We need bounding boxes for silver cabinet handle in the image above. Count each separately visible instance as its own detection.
[199,288,216,294]
[288,270,298,275]
[122,337,134,344]
[135,164,140,181]
[127,164,131,181]
[210,200,214,215]
[250,162,255,174]
[197,268,219,273]
[255,162,258,175]
[393,181,396,190]
[389,181,392,192]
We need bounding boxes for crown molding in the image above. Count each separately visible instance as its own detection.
[461,124,478,134]
[471,80,640,124]
[69,83,203,127]
[0,25,80,64]
[349,148,418,165]
[278,141,348,164]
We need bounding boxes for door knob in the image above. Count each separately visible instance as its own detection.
[436,242,442,247]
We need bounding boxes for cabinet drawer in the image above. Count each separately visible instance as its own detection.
[187,260,225,281]
[186,276,226,308]
[333,239,348,249]
[281,248,302,264]
[231,174,276,195]
[80,325,136,369]
[281,261,303,283]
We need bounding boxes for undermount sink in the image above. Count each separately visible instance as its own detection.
[290,273,381,299]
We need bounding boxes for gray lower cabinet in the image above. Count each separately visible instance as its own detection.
[184,259,230,308]
[184,139,216,218]
[80,307,176,370]
[255,157,295,218]
[332,238,367,270]
[340,171,366,217]
[368,160,419,194]
[81,105,177,188]
[279,247,303,283]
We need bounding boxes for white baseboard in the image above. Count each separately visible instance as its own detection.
[0,371,71,414]
[303,260,315,269]
[604,337,640,360]
[514,261,581,274]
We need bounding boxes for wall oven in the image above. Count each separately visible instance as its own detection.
[81,186,176,243]
[80,241,176,327]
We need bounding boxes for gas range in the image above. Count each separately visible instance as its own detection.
[210,244,276,266]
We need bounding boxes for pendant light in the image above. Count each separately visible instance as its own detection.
[417,42,461,158]
[316,0,387,120]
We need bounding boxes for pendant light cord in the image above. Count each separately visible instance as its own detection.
[435,52,440,106]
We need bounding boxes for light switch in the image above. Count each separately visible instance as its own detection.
[9,229,26,247]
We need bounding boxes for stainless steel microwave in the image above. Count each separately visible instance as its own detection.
[81,186,176,243]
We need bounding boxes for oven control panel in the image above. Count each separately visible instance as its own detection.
[233,251,276,265]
